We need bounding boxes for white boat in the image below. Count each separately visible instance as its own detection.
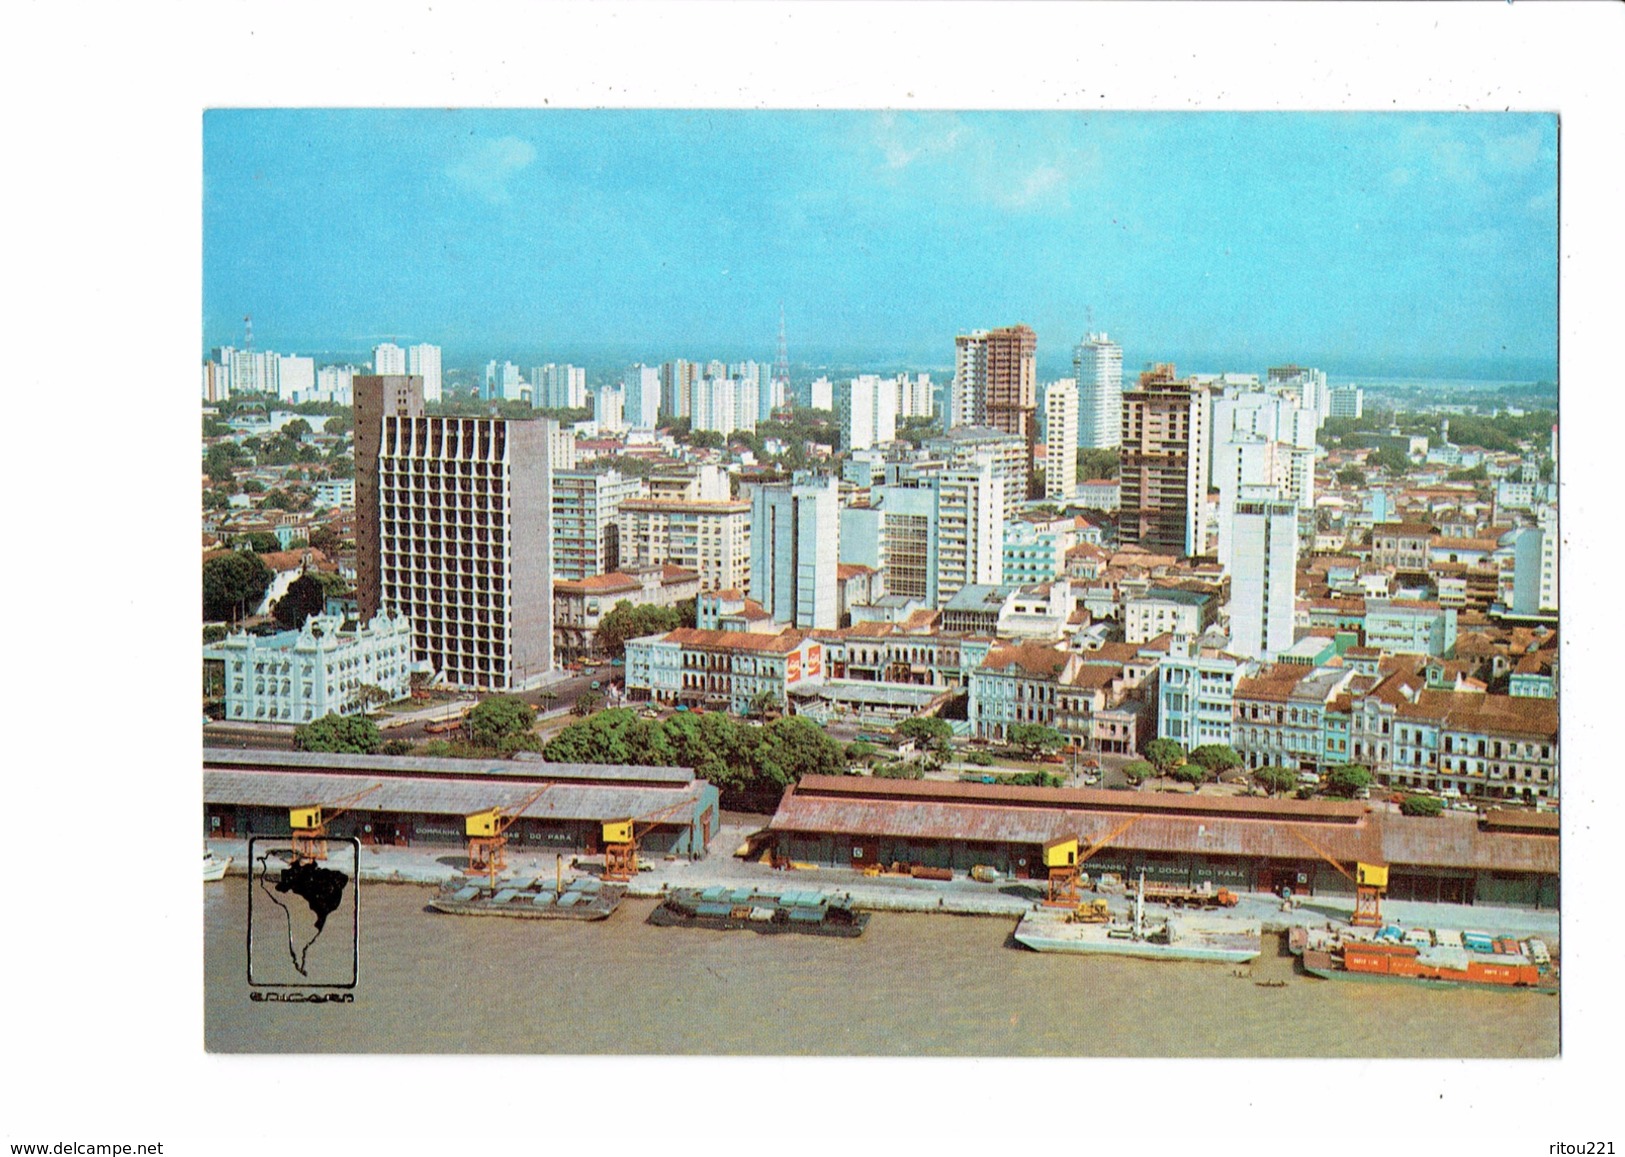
[203,847,232,882]
[1013,873,1262,964]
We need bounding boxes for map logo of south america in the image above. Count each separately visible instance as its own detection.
[247,837,359,989]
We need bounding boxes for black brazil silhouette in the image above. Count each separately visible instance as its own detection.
[274,860,349,933]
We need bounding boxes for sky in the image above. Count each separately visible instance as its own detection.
[204,109,1558,379]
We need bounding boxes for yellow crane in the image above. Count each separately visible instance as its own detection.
[463,786,552,888]
[1042,816,1142,907]
[289,783,382,862]
[601,797,697,883]
[1289,828,1388,928]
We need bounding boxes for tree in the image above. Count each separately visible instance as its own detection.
[572,690,603,717]
[1324,763,1374,799]
[323,416,349,436]
[351,683,392,714]
[283,417,313,440]
[748,690,780,719]
[308,525,342,554]
[380,738,414,756]
[1122,760,1155,785]
[1077,448,1119,481]
[1008,723,1065,759]
[846,741,877,765]
[596,600,682,660]
[1370,444,1411,476]
[1143,738,1185,775]
[293,712,381,754]
[467,695,536,749]
[1336,465,1367,488]
[1399,794,1444,817]
[896,716,954,753]
[203,624,228,644]
[1171,763,1208,786]
[234,531,281,554]
[272,573,328,629]
[242,479,265,495]
[203,551,273,622]
[1252,766,1299,796]
[1188,744,1243,778]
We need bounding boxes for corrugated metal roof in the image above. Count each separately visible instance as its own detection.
[204,747,694,785]
[204,769,706,823]
[768,790,1556,875]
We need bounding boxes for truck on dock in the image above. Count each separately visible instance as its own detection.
[1141,881,1240,909]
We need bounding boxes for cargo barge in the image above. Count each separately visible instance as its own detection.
[429,874,624,920]
[1292,924,1557,992]
[1012,875,1261,964]
[647,886,870,937]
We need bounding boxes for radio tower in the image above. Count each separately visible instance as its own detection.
[774,303,792,412]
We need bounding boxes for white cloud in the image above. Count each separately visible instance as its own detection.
[446,135,537,204]
[1000,164,1065,208]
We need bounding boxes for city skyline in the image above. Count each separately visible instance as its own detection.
[205,110,1557,379]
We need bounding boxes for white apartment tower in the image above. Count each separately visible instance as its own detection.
[373,342,407,376]
[837,375,898,452]
[595,385,626,434]
[1042,378,1079,501]
[407,343,443,403]
[1073,333,1123,450]
[535,364,588,411]
[622,364,662,428]
[750,475,840,629]
[1228,485,1297,661]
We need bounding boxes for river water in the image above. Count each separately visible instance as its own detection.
[205,878,1558,1057]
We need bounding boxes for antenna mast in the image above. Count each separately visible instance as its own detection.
[774,303,791,411]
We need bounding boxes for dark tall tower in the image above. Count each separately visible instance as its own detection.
[353,375,425,621]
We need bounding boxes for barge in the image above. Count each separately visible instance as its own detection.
[1293,924,1557,992]
[429,874,625,920]
[648,886,870,937]
[1013,874,1261,964]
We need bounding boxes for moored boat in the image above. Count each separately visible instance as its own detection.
[1013,874,1261,964]
[648,886,870,937]
[203,847,232,882]
[1296,924,1556,991]
[429,874,624,920]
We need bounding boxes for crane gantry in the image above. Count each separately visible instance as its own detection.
[289,783,382,862]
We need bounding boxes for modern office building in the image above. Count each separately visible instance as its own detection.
[845,459,1004,608]
[1329,384,1364,419]
[1228,485,1298,660]
[622,364,661,428]
[1073,332,1124,450]
[355,374,553,691]
[660,360,698,420]
[595,384,626,434]
[534,364,588,411]
[1119,364,1210,557]
[923,426,1030,525]
[407,343,443,403]
[951,324,1037,485]
[551,469,647,582]
[750,474,841,630]
[1042,377,1079,501]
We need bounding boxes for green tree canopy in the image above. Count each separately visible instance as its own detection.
[283,417,313,440]
[272,573,328,629]
[467,695,537,750]
[748,689,781,718]
[896,716,954,752]
[1324,763,1374,798]
[596,600,683,660]
[1336,465,1367,488]
[1399,794,1444,817]
[1077,448,1120,481]
[308,525,343,554]
[293,712,381,754]
[323,416,349,436]
[203,551,273,622]
[1252,765,1299,796]
[1171,763,1208,786]
[1143,738,1185,775]
[1008,723,1065,759]
[1369,444,1411,476]
[1188,744,1243,775]
[1122,760,1155,785]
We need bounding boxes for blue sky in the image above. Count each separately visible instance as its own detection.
[204,109,1557,377]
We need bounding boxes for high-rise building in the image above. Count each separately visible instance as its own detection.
[1042,378,1079,501]
[484,360,524,402]
[896,373,935,420]
[750,474,840,629]
[691,377,758,438]
[373,342,407,376]
[275,354,315,402]
[618,495,752,592]
[1119,364,1210,558]
[622,365,661,428]
[1073,333,1123,450]
[552,469,646,581]
[1267,364,1329,427]
[1227,485,1298,660]
[533,364,587,411]
[923,427,1029,525]
[836,375,898,452]
[847,459,1003,607]
[595,385,626,433]
[1328,385,1363,419]
[807,376,834,411]
[355,374,554,690]
[660,360,699,420]
[407,343,443,403]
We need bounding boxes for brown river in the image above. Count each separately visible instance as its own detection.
[205,878,1558,1056]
